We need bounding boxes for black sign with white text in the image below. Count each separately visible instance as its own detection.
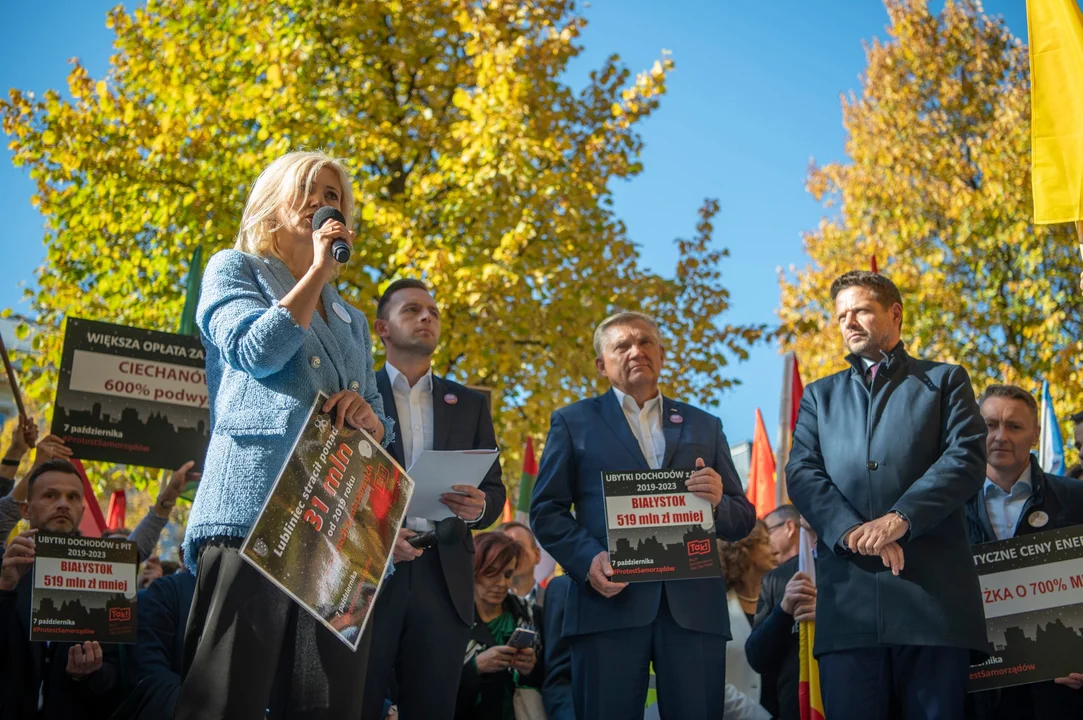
[968,524,1083,691]
[31,533,137,644]
[241,394,413,651]
[602,468,721,582]
[51,317,209,470]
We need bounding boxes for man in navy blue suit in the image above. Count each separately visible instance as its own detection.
[530,311,756,720]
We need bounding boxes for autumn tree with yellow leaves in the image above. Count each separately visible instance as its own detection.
[2,0,762,496]
[778,0,1082,456]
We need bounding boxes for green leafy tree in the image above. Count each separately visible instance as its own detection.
[4,0,762,495]
[778,0,1082,459]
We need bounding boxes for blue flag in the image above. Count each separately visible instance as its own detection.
[1040,380,1066,475]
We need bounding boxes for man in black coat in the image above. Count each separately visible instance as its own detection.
[745,504,814,720]
[360,279,506,720]
[112,569,197,719]
[0,460,124,720]
[966,384,1083,720]
[786,271,989,720]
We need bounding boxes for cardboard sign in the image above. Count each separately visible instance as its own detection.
[602,468,722,582]
[51,317,209,470]
[31,533,138,643]
[241,393,413,650]
[969,524,1083,691]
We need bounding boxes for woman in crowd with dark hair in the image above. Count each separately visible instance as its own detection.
[456,531,545,720]
[720,520,779,710]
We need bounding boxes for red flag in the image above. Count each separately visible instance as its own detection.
[106,489,126,532]
[71,459,106,538]
[746,409,777,518]
[789,356,805,433]
[776,353,806,505]
[516,436,538,522]
[870,255,879,274]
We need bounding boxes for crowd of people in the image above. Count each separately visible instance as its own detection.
[2,149,1083,720]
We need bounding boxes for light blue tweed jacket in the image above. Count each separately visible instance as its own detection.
[182,249,394,570]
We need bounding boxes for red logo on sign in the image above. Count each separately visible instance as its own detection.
[687,539,711,556]
[109,607,131,622]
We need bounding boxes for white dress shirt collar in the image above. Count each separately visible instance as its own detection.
[611,387,665,470]
[385,362,433,393]
[612,386,662,413]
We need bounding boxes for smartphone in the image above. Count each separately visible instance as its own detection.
[507,628,537,650]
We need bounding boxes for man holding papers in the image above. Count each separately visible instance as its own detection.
[530,311,755,719]
[360,279,506,720]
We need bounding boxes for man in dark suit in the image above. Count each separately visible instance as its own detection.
[787,270,989,720]
[111,568,197,719]
[966,384,1083,719]
[360,279,506,720]
[0,460,124,719]
[540,573,575,720]
[530,311,756,719]
[745,504,815,720]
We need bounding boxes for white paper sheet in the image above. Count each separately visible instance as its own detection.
[405,449,499,521]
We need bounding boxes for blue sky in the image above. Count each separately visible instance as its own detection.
[0,1,1029,447]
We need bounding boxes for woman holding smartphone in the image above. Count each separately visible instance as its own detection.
[455,532,544,720]
[177,150,394,720]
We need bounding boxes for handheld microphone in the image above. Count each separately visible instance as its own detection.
[406,516,468,549]
[312,206,351,263]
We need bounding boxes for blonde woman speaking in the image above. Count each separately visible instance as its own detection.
[178,151,394,720]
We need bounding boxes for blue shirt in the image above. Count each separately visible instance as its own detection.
[983,465,1033,541]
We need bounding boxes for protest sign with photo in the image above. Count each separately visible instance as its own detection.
[241,393,413,651]
[51,317,210,470]
[602,468,722,582]
[31,533,138,644]
[969,524,1083,691]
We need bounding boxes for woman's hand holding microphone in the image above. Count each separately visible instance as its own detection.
[310,212,354,279]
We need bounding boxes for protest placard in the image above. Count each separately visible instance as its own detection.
[602,468,721,582]
[241,393,413,650]
[51,317,209,470]
[969,524,1083,691]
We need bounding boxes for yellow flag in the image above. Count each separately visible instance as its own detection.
[1029,0,1083,224]
[798,527,825,720]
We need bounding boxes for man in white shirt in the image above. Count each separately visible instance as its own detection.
[530,311,754,719]
[359,280,506,720]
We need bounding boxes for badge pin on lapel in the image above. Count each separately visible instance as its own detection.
[1028,510,1049,529]
[332,302,352,324]
[669,412,683,424]
[444,393,458,405]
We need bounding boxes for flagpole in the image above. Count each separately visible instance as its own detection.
[0,329,27,421]
[1077,222,1082,293]
[776,352,793,507]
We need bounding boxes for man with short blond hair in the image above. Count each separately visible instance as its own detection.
[531,310,755,719]
[967,384,1083,719]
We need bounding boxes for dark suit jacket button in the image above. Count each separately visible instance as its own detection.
[867,461,878,470]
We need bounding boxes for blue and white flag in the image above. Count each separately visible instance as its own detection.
[1040,380,1066,475]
